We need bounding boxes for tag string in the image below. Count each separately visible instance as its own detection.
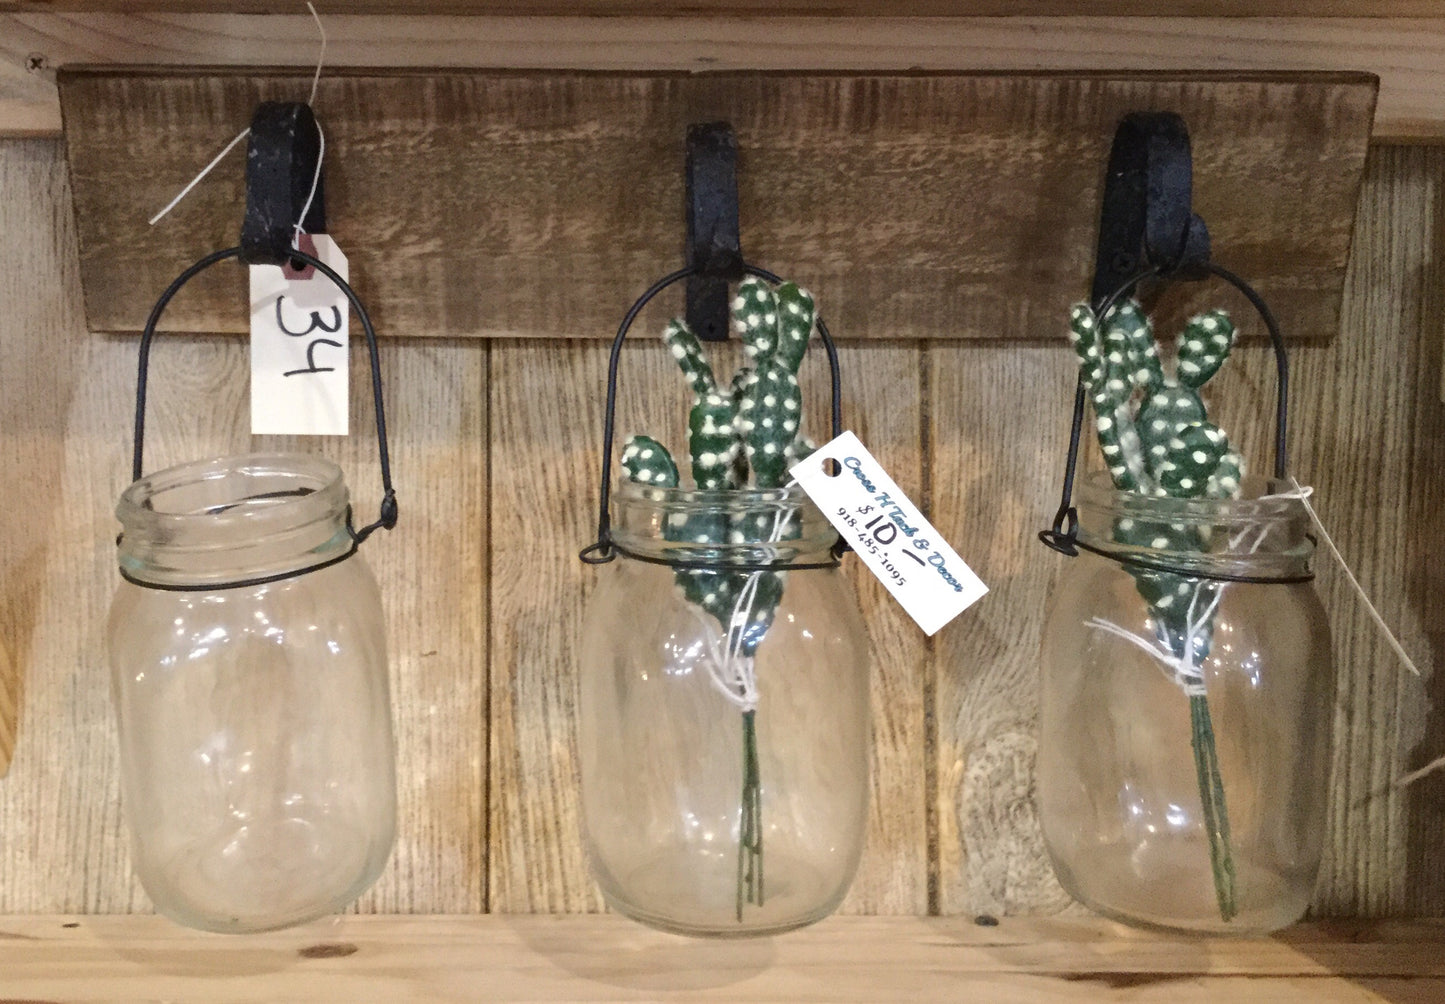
[305,1,326,108]
[148,2,327,233]
[147,127,251,227]
[293,121,324,246]
[1284,477,1421,681]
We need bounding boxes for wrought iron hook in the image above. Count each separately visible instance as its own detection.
[241,101,327,267]
[684,122,745,343]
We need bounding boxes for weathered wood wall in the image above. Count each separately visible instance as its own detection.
[0,136,1441,917]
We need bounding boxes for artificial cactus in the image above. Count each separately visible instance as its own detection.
[690,390,742,491]
[1069,297,1244,922]
[621,276,819,921]
[620,435,679,488]
[738,365,803,489]
[664,318,718,397]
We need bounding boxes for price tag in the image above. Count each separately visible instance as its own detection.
[249,234,349,436]
[791,431,987,636]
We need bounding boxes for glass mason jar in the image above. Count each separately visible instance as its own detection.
[108,453,396,933]
[1038,473,1333,935]
[579,483,870,937]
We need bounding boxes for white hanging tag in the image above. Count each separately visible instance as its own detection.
[249,234,349,436]
[791,431,988,635]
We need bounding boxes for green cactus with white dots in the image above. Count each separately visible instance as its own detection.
[1068,297,1242,922]
[620,275,818,921]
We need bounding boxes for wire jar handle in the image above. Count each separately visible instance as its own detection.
[123,245,398,590]
[578,262,844,567]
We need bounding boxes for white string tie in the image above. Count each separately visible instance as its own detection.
[148,2,327,237]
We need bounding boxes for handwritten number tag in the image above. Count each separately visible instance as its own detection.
[250,234,350,436]
[791,432,987,636]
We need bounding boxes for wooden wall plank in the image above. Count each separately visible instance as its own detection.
[928,343,1081,918]
[0,139,130,910]
[487,340,607,912]
[339,339,489,914]
[0,138,488,913]
[929,145,1445,919]
[1290,145,1443,917]
[0,139,77,779]
[817,344,929,915]
[1404,154,1445,918]
[9,15,1441,140]
[488,330,928,913]
[58,71,1372,345]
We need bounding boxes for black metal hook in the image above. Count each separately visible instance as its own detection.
[1038,114,1300,585]
[684,122,745,343]
[241,102,326,267]
[1090,111,1210,305]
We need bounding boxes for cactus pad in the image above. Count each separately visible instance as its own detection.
[664,318,718,397]
[1176,310,1236,389]
[621,435,679,488]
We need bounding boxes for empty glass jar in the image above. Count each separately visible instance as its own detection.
[580,483,870,936]
[1038,473,1332,934]
[109,453,396,933]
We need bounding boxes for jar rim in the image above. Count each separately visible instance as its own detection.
[118,453,346,531]
[116,453,354,588]
[612,478,838,564]
[1074,470,1315,578]
[1075,470,1310,521]
[615,479,808,507]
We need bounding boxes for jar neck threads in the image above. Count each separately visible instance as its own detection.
[116,453,353,589]
[611,482,837,569]
[1074,472,1315,582]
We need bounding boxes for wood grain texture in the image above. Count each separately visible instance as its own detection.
[828,345,929,916]
[0,138,487,914]
[929,146,1445,919]
[1405,152,1445,918]
[0,140,111,868]
[4,914,1445,1003]
[57,70,1373,345]
[9,15,1443,139]
[929,342,1081,918]
[487,333,926,913]
[0,640,12,776]
[487,340,607,913]
[10,2,1445,14]
[1292,145,1445,918]
[0,140,75,779]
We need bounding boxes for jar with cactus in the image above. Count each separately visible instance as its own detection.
[1038,284,1334,935]
[579,275,870,937]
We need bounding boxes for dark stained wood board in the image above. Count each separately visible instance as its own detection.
[58,70,1376,341]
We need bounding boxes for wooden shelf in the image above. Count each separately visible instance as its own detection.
[6,3,1445,15]
[2,914,1443,1001]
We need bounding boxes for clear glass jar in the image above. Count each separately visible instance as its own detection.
[1038,473,1333,935]
[108,453,396,933]
[579,483,870,937]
